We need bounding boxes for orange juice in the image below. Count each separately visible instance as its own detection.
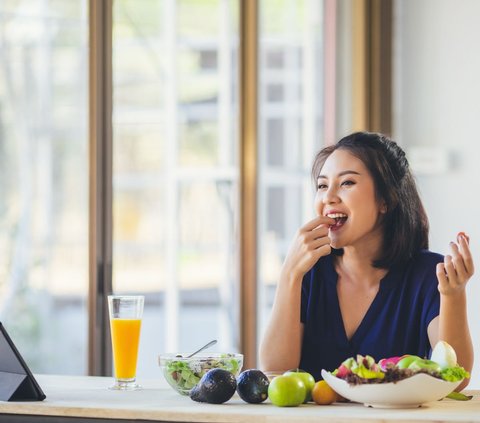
[110,318,142,379]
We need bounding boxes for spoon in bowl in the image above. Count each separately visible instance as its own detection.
[177,339,217,358]
[185,339,217,358]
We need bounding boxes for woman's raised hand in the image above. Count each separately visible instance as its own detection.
[282,215,336,281]
[436,232,474,297]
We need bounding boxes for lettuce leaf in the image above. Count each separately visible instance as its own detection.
[441,366,470,382]
[446,391,472,401]
[353,366,385,380]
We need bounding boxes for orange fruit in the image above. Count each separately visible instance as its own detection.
[311,380,337,405]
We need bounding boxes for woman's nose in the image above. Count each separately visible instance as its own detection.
[323,186,340,203]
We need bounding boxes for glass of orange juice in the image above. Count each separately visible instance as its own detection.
[108,295,144,390]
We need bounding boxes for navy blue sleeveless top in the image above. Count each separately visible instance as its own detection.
[299,250,442,380]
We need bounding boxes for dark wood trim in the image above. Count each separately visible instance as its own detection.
[369,0,393,135]
[239,0,258,370]
[88,0,113,376]
[352,0,393,135]
[352,0,369,131]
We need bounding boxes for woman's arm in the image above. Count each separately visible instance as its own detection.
[428,233,474,391]
[259,215,334,372]
[259,272,305,372]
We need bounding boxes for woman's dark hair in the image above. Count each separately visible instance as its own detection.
[312,131,429,269]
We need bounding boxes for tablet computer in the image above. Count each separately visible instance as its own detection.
[0,322,46,401]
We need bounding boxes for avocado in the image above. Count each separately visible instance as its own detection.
[190,383,206,402]
[236,369,269,404]
[189,368,237,404]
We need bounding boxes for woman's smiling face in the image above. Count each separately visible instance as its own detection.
[314,149,386,250]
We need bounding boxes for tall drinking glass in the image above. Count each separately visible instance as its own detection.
[108,295,144,390]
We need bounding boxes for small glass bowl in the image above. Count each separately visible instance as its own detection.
[159,352,243,396]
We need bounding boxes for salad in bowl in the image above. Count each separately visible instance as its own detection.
[322,341,470,408]
[159,352,243,396]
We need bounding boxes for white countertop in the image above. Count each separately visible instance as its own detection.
[0,374,479,422]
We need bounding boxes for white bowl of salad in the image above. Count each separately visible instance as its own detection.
[321,341,469,408]
[159,352,243,396]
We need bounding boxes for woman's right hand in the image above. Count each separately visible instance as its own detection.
[282,215,336,281]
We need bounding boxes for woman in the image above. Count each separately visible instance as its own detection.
[259,132,474,390]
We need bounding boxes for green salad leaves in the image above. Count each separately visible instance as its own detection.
[165,354,240,393]
[441,366,470,382]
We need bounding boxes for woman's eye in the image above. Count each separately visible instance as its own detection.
[341,180,355,187]
[317,183,327,190]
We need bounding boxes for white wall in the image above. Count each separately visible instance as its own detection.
[394,0,480,388]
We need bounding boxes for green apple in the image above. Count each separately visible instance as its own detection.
[284,369,315,402]
[268,374,306,407]
[408,358,441,373]
[396,355,421,369]
[397,355,442,372]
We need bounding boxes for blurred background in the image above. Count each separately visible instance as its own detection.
[0,0,479,388]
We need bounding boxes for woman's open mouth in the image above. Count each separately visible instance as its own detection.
[326,212,348,231]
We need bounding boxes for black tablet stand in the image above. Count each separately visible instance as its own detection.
[0,322,46,401]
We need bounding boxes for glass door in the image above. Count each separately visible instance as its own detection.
[258,0,326,343]
[112,0,240,377]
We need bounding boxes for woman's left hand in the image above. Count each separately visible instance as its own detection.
[436,232,474,297]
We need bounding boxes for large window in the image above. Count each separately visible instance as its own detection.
[0,1,88,374]
[0,0,328,376]
[258,0,326,339]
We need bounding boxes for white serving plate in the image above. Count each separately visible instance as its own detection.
[321,369,462,408]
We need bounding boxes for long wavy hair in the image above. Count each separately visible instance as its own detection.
[312,132,429,269]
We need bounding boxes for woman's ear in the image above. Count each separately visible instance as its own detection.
[380,202,387,214]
